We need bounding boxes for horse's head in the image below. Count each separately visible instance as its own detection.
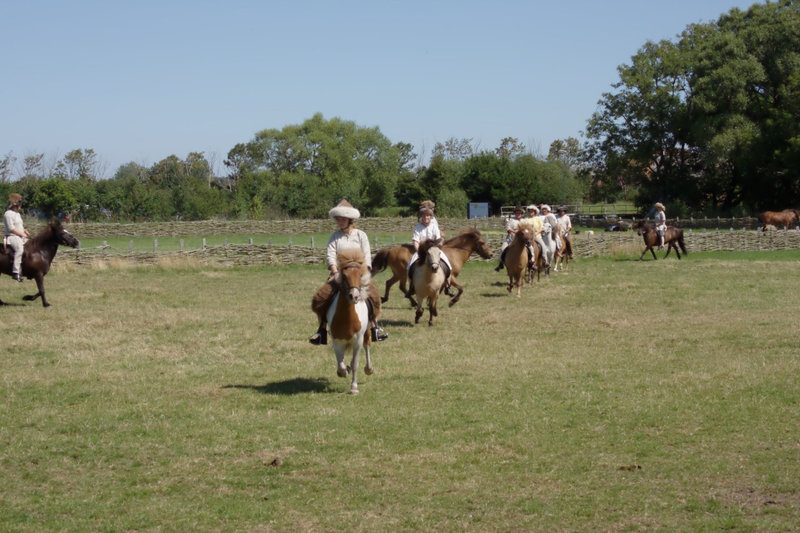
[516,223,534,245]
[419,238,443,272]
[472,230,494,259]
[50,220,80,249]
[336,249,369,303]
[636,220,650,235]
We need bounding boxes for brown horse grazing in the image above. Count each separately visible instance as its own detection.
[372,228,493,306]
[0,220,79,307]
[758,209,800,231]
[411,239,446,326]
[637,221,687,260]
[504,223,533,297]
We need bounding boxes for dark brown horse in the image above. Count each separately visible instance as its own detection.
[758,209,800,231]
[372,228,493,307]
[0,220,79,306]
[637,221,687,260]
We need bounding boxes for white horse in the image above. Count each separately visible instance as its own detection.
[327,249,373,394]
[411,239,447,326]
[540,222,558,274]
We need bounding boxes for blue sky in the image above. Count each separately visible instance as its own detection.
[1,0,761,177]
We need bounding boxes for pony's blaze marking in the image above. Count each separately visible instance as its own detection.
[330,292,362,340]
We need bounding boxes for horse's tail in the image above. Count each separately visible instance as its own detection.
[371,247,391,275]
[677,230,688,254]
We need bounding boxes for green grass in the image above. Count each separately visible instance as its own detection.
[1,250,799,531]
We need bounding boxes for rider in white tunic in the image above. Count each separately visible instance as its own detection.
[3,193,29,282]
[653,202,667,249]
[407,204,452,295]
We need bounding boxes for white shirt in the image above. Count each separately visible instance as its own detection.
[3,209,24,237]
[412,218,442,244]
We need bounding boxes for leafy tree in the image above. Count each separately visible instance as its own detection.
[32,178,77,218]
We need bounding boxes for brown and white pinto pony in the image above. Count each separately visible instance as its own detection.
[410,238,446,326]
[758,209,800,231]
[371,228,493,307]
[504,223,533,297]
[327,249,373,394]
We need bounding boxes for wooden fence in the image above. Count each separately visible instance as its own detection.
[54,226,800,268]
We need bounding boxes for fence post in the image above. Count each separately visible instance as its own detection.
[180,239,184,252]
[288,236,293,248]
[129,240,133,254]
[154,239,158,254]
[310,236,314,249]
[202,238,207,251]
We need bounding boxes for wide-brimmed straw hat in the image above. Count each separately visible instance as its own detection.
[8,193,22,208]
[419,200,436,211]
[654,202,665,211]
[329,199,360,220]
[540,204,551,212]
[526,204,539,213]
[418,207,434,218]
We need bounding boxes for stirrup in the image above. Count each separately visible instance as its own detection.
[371,326,388,342]
[308,329,327,345]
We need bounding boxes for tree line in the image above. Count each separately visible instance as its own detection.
[3,1,797,221]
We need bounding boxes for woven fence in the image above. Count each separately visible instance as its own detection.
[52,225,800,268]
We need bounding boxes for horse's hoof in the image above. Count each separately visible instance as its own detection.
[349,388,359,395]
[337,365,348,378]
[365,366,374,375]
[380,297,388,303]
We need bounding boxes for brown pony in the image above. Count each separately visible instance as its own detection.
[504,223,533,297]
[637,221,687,260]
[441,228,494,307]
[371,228,493,306]
[758,209,800,231]
[0,219,79,307]
[553,226,571,272]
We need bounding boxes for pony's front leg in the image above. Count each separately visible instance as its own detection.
[333,343,348,378]
[363,343,373,376]
[428,297,438,326]
[414,302,423,324]
[348,344,360,394]
[447,278,463,308]
[22,274,48,307]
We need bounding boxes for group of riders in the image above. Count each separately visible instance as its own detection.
[307,198,584,347]
[495,203,574,272]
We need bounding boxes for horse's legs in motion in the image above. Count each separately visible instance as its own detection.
[381,274,398,303]
[447,278,464,307]
[334,344,348,378]
[363,338,373,376]
[428,297,438,326]
[21,274,49,307]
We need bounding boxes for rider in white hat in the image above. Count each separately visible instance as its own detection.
[310,199,388,344]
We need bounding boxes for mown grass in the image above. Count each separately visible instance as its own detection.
[1,250,799,531]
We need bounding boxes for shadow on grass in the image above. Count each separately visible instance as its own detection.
[223,377,335,395]
[379,318,414,328]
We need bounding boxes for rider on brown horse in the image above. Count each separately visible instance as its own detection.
[309,200,387,345]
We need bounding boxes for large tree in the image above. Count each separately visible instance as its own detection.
[229,114,404,217]
[585,0,800,214]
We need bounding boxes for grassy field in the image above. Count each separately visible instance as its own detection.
[1,250,799,531]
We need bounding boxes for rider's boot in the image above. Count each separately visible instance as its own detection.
[309,323,327,345]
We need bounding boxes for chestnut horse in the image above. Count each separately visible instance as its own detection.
[758,209,799,231]
[504,223,533,297]
[637,221,687,260]
[410,239,446,326]
[372,228,493,307]
[0,219,79,307]
[327,249,373,395]
[553,226,571,272]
